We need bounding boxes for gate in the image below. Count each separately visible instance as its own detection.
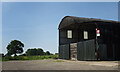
[77,39,96,60]
[59,44,70,59]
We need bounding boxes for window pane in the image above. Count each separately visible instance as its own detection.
[84,31,88,39]
[67,30,72,38]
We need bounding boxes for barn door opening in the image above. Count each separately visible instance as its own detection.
[70,43,77,60]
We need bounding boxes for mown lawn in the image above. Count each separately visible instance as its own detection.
[2,55,58,61]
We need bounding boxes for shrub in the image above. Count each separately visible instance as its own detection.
[2,54,59,61]
[2,56,12,61]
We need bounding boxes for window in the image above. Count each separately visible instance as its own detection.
[67,30,72,38]
[84,31,88,39]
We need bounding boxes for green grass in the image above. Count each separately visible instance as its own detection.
[0,57,2,61]
[2,55,58,61]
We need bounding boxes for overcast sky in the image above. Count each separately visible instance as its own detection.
[2,2,118,54]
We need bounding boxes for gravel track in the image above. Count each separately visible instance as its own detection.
[2,59,119,70]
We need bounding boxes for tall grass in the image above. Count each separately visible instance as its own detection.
[2,55,58,61]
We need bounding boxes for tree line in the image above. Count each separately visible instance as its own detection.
[22,48,51,56]
[2,40,55,57]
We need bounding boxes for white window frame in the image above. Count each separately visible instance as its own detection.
[67,30,72,38]
[84,31,88,39]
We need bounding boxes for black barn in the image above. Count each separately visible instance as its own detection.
[58,16,120,61]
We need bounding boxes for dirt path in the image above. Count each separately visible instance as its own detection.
[2,59,119,70]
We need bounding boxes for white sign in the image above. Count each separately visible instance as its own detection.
[96,29,100,36]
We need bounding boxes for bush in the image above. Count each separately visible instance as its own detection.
[13,56,25,60]
[55,53,58,55]
[2,56,12,61]
[51,55,58,59]
[2,56,26,61]
[19,54,26,56]
[2,55,58,61]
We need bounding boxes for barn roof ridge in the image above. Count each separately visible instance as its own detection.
[58,16,120,29]
[65,16,118,22]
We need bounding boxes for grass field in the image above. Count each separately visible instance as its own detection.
[2,55,58,61]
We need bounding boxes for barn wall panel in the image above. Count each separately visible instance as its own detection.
[77,39,95,60]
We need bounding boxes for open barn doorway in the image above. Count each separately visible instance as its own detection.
[70,43,77,60]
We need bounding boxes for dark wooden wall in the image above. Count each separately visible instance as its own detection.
[97,22,120,60]
[59,22,96,45]
[59,28,78,45]
[59,21,120,60]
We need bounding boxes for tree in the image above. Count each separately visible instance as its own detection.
[5,52,12,57]
[26,48,44,56]
[19,53,26,56]
[45,51,50,55]
[37,48,44,55]
[6,40,24,56]
[26,48,37,56]
[0,53,4,57]
[55,53,58,55]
